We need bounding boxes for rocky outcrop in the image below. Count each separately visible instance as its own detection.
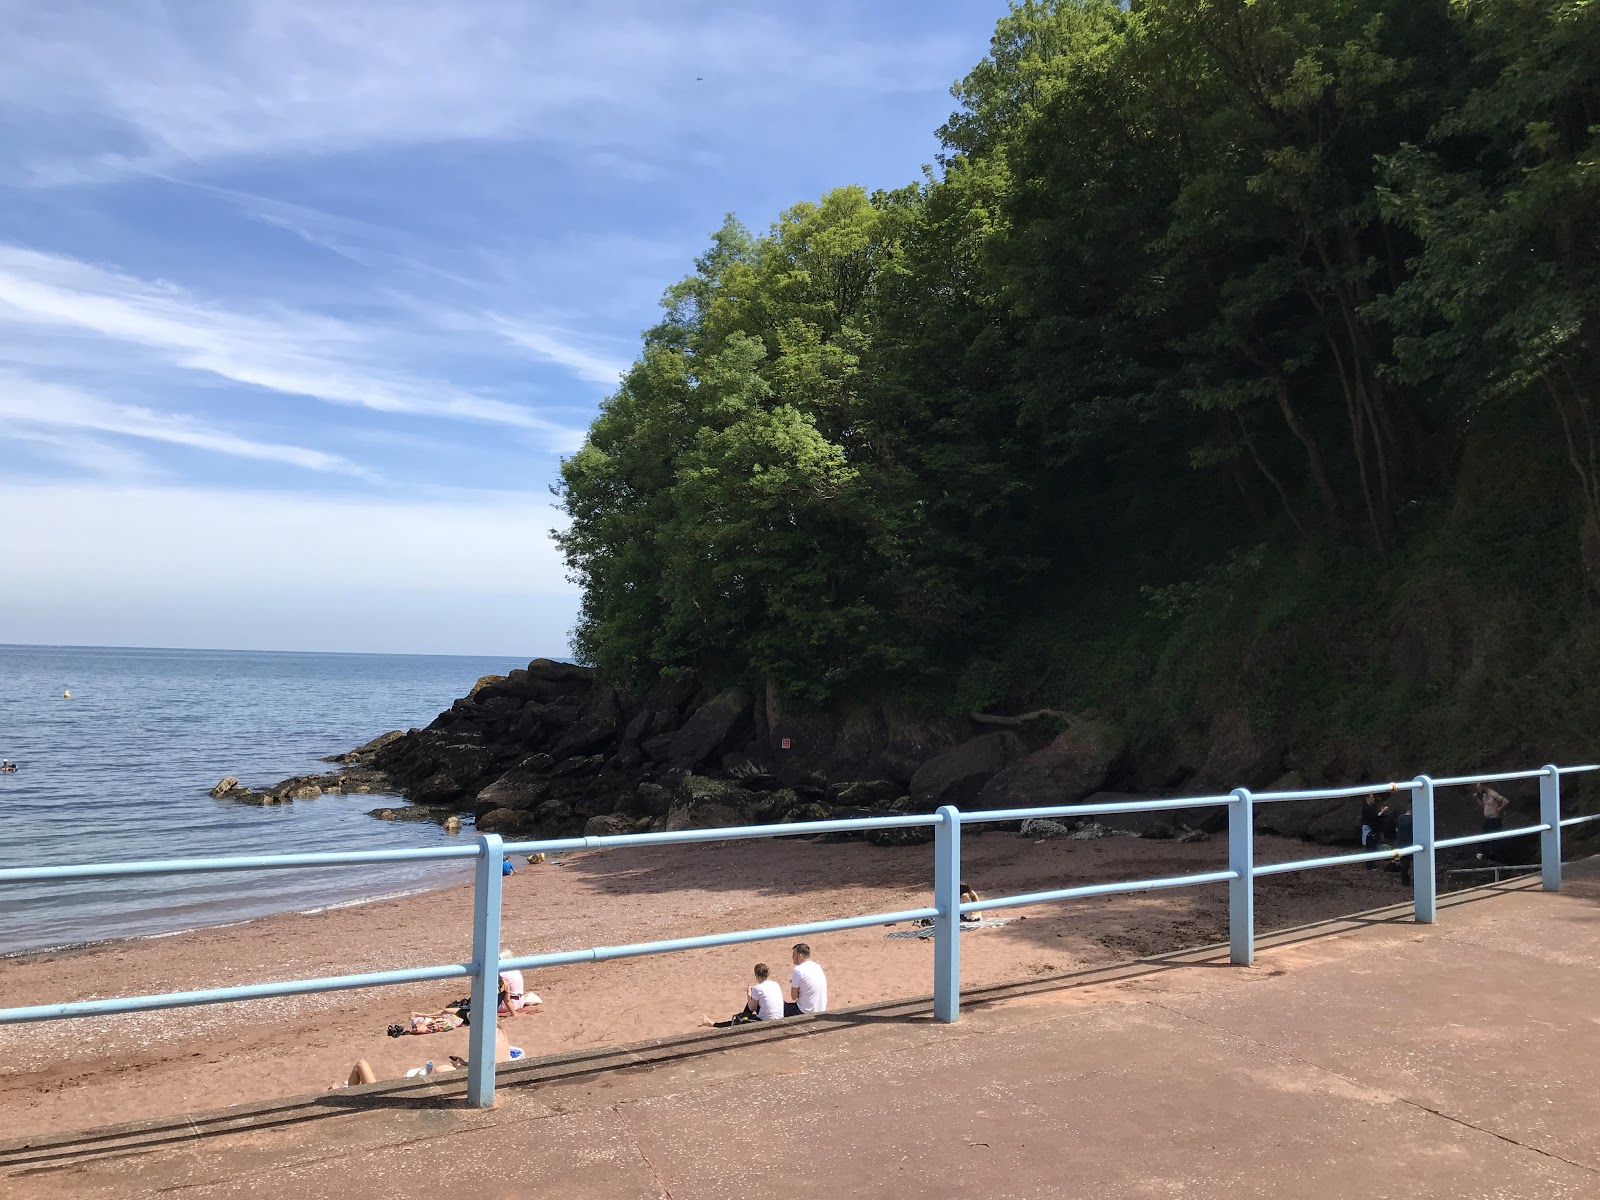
[245,656,1366,853]
[909,733,1026,809]
[976,720,1126,810]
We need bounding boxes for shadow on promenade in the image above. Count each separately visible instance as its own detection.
[0,878,1536,1177]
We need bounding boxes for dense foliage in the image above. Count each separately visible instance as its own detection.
[558,0,1600,729]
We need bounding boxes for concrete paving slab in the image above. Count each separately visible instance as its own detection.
[5,872,1599,1199]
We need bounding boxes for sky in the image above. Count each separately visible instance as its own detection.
[0,0,1004,657]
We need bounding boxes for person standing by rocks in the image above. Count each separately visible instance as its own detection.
[1359,795,1390,867]
[784,943,828,1016]
[1475,783,1510,834]
[1397,804,1415,887]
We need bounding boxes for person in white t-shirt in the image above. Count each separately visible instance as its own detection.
[704,962,785,1027]
[784,943,828,1016]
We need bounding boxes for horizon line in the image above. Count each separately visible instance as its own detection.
[0,642,573,662]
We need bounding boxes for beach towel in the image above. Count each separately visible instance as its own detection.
[388,1013,463,1036]
[885,918,1017,940]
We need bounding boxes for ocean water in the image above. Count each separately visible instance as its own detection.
[0,644,535,955]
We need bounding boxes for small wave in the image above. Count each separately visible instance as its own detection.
[296,883,452,915]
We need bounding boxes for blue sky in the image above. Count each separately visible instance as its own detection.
[0,0,1003,656]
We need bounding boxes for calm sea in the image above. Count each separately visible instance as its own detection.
[0,643,534,955]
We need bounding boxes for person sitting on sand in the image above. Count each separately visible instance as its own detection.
[704,962,785,1028]
[960,882,983,923]
[498,955,542,1015]
[784,943,828,1016]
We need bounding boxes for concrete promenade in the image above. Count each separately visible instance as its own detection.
[5,865,1599,1199]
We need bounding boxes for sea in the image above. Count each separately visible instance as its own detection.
[0,643,537,956]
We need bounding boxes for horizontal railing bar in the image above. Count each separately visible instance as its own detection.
[960,869,1237,914]
[0,961,473,1025]
[1252,781,1421,804]
[1252,846,1420,877]
[1435,824,1551,850]
[961,796,1234,825]
[1429,769,1549,787]
[0,845,483,885]
[1558,764,1600,775]
[1559,813,1600,828]
[502,813,941,857]
[499,907,940,972]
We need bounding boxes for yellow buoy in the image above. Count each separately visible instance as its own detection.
[63,689,71,699]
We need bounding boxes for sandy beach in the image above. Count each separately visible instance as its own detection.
[0,829,1415,1137]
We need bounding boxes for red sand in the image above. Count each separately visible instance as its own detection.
[0,829,1412,1135]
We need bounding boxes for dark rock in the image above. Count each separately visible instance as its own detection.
[584,813,641,837]
[670,687,754,768]
[976,721,1125,810]
[550,689,622,760]
[678,775,752,811]
[910,733,1027,809]
[532,797,576,825]
[1140,821,1176,840]
[475,807,527,834]
[550,754,605,779]
[574,791,621,819]
[469,674,507,697]
[641,733,676,763]
[324,730,404,764]
[828,780,901,806]
[631,782,675,817]
[527,658,595,685]
[475,771,549,813]
[664,801,745,831]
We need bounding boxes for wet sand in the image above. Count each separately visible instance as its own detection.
[0,829,1413,1136]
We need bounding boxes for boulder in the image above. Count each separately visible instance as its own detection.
[532,797,576,826]
[628,782,675,817]
[468,674,507,697]
[1195,711,1283,790]
[1019,817,1075,840]
[1304,797,1369,845]
[474,808,525,835]
[976,721,1125,810]
[584,813,640,838]
[550,689,622,760]
[910,733,1027,809]
[324,729,404,764]
[475,771,550,813]
[670,688,754,768]
[641,733,676,763]
[550,754,605,779]
[678,774,752,811]
[663,801,746,832]
[527,658,595,685]
[209,776,240,798]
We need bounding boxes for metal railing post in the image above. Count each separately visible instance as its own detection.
[933,805,961,1023]
[1413,776,1436,924]
[466,833,504,1108]
[1228,788,1254,966]
[1540,764,1562,892]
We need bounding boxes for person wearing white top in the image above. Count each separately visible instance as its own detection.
[705,963,785,1027]
[784,943,828,1016]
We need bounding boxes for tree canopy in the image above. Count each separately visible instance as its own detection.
[558,0,1600,706]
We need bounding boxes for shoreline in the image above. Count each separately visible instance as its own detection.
[0,830,1416,1137]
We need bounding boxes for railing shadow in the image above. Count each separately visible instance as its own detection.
[0,878,1530,1176]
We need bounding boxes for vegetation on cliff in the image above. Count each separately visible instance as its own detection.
[556,0,1600,777]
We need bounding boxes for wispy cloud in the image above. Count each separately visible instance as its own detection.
[477,315,630,388]
[0,376,366,475]
[0,1,963,183]
[0,244,585,447]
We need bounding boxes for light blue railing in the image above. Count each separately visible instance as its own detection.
[2,761,1597,1113]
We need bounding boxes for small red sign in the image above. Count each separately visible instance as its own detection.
[780,737,792,750]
